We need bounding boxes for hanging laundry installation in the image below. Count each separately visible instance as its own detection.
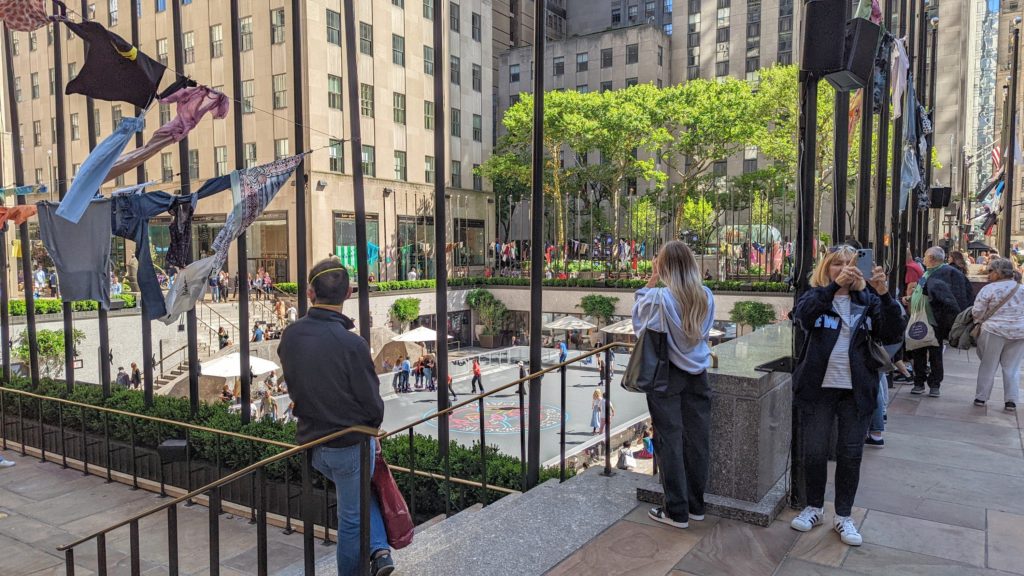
[36,199,113,307]
[62,19,166,109]
[56,116,145,223]
[0,0,52,32]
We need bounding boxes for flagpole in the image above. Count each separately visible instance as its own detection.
[230,0,252,424]
[1003,18,1020,256]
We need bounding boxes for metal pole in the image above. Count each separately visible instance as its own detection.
[857,69,875,245]
[51,2,75,392]
[292,0,309,318]
[526,0,546,490]
[170,0,196,413]
[889,0,910,295]
[907,0,922,255]
[431,0,450,470]
[0,218,7,383]
[925,17,938,247]
[875,0,894,259]
[1003,22,1020,256]
[130,0,155,407]
[230,0,252,424]
[342,0,371,343]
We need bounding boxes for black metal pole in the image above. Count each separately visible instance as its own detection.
[925,17,938,249]
[0,218,8,384]
[875,1,894,259]
[857,70,875,245]
[432,0,450,470]
[170,0,196,413]
[291,0,309,318]
[84,0,111,396]
[1003,23,1020,256]
[342,0,371,343]
[526,0,546,490]
[889,0,909,295]
[52,3,74,392]
[130,0,154,405]
[907,0,922,256]
[230,0,251,424]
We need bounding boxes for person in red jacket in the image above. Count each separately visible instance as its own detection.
[470,358,484,393]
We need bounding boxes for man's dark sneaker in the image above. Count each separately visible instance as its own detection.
[371,551,395,576]
[1006,401,1016,412]
[974,399,986,407]
[928,388,941,398]
[648,506,688,529]
[910,385,926,395]
[864,436,885,448]
[893,373,913,383]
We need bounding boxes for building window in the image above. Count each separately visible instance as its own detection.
[425,155,435,183]
[359,22,373,55]
[450,2,460,32]
[209,24,223,58]
[746,57,759,73]
[328,75,343,110]
[327,9,341,45]
[188,149,200,180]
[109,0,118,26]
[718,6,730,27]
[716,61,729,76]
[361,145,376,177]
[157,38,168,65]
[71,113,80,141]
[451,55,461,85]
[451,108,461,137]
[424,101,434,130]
[240,16,253,51]
[600,80,613,92]
[626,44,639,64]
[393,92,407,124]
[471,12,481,41]
[360,84,374,117]
[576,52,588,72]
[215,146,228,176]
[658,45,664,66]
[29,32,37,52]
[156,0,165,13]
[611,8,621,24]
[577,84,589,92]
[472,114,482,142]
[450,160,461,188]
[392,34,405,66]
[628,4,638,20]
[472,165,482,191]
[244,142,257,168]
[30,73,39,99]
[48,68,54,96]
[553,56,564,75]
[394,150,407,181]
[423,0,433,19]
[664,22,673,35]
[271,9,286,44]
[273,74,287,109]
[509,63,520,83]
[393,0,405,6]
[242,80,254,113]
[183,31,195,64]
[688,66,700,80]
[275,138,290,160]
[510,94,520,106]
[330,139,344,173]
[93,108,101,137]
[13,78,20,102]
[424,46,434,74]
[625,77,638,87]
[646,0,656,17]
[159,153,174,182]
[689,11,700,32]
[112,105,123,130]
[665,0,674,12]
[472,64,482,92]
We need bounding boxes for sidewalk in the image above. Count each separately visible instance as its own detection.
[547,347,1024,576]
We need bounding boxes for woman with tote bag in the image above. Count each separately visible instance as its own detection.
[630,241,715,530]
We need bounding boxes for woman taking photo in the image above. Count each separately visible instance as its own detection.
[791,245,904,546]
[632,240,715,529]
[972,258,1024,411]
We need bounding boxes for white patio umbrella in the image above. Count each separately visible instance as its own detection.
[201,353,280,378]
[599,319,725,339]
[393,325,455,343]
[544,316,597,331]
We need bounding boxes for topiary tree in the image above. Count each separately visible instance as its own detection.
[577,294,619,328]
[729,301,777,336]
[14,328,85,378]
[465,289,508,337]
[389,297,421,332]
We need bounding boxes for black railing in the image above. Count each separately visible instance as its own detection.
[43,342,631,576]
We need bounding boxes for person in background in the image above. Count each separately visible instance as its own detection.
[972,258,1024,411]
[277,260,392,576]
[447,373,458,401]
[631,241,716,531]
[470,358,484,393]
[408,268,418,281]
[390,358,402,394]
[790,245,904,546]
[48,270,58,298]
[401,356,412,393]
[591,389,605,434]
[422,356,434,391]
[948,250,970,277]
[0,451,15,468]
[559,340,569,364]
[116,366,130,388]
[220,383,234,403]
[130,362,142,390]
[218,327,230,350]
[252,323,265,343]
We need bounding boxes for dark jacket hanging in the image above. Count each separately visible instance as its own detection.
[63,20,166,108]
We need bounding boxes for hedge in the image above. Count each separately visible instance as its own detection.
[275,282,298,294]
[374,280,435,292]
[8,294,137,316]
[0,377,565,517]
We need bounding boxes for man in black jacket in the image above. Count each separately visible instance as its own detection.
[910,246,975,397]
[278,260,394,576]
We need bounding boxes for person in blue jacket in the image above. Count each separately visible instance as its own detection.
[789,245,905,547]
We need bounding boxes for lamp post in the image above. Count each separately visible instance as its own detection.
[925,15,938,251]
[1003,17,1021,256]
[383,187,393,281]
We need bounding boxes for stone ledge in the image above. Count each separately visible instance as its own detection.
[636,472,789,527]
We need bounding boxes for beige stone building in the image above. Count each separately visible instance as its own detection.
[4,0,496,286]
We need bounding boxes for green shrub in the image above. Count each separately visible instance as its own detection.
[374,280,436,292]
[276,282,298,294]
[389,297,422,331]
[729,301,778,335]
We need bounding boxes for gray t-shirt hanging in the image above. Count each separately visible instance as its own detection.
[37,199,112,308]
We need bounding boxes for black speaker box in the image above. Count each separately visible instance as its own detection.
[801,0,846,75]
[826,18,882,91]
[930,186,952,208]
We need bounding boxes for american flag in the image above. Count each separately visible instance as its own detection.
[993,145,1003,173]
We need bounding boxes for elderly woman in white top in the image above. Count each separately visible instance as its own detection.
[972,258,1024,411]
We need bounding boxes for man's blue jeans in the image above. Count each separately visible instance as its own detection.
[312,439,389,576]
[870,374,888,433]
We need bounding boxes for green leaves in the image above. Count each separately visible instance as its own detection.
[14,328,86,378]
[465,289,508,336]
[577,295,619,327]
[389,297,422,329]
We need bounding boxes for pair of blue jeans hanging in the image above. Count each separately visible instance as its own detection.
[111,184,178,320]
[57,116,145,224]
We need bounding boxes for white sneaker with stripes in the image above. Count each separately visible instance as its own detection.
[790,506,823,532]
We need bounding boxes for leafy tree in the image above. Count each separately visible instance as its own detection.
[728,301,777,335]
[476,149,531,241]
[682,196,717,248]
[626,195,661,244]
[576,294,619,327]
[389,298,421,332]
[14,328,85,378]
[465,289,508,336]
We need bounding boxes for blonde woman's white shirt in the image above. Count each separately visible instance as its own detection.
[972,279,1024,340]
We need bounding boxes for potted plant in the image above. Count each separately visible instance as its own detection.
[389,297,421,332]
[728,301,777,336]
[466,289,508,348]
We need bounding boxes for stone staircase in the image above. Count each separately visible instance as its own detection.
[281,468,653,576]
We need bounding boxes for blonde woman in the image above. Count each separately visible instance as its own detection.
[590,389,604,434]
[631,240,716,530]
[790,245,904,546]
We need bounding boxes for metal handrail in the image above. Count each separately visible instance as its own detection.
[155,343,189,378]
[56,424,380,552]
[197,299,241,333]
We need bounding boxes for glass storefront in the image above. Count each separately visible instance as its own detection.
[333,211,380,278]
[454,218,486,266]
[397,215,435,280]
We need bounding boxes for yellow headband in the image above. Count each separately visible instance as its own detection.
[310,267,346,285]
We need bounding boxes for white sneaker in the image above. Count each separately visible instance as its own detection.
[0,459,15,468]
[790,506,824,532]
[834,515,863,546]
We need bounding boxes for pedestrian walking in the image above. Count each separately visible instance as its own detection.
[218,327,230,350]
[590,389,605,434]
[470,358,484,393]
[277,260,394,576]
[401,357,412,393]
[130,362,142,390]
[789,245,904,546]
[115,366,130,388]
[972,258,1024,411]
[391,358,402,395]
[423,356,434,391]
[630,240,716,530]
[447,373,458,401]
